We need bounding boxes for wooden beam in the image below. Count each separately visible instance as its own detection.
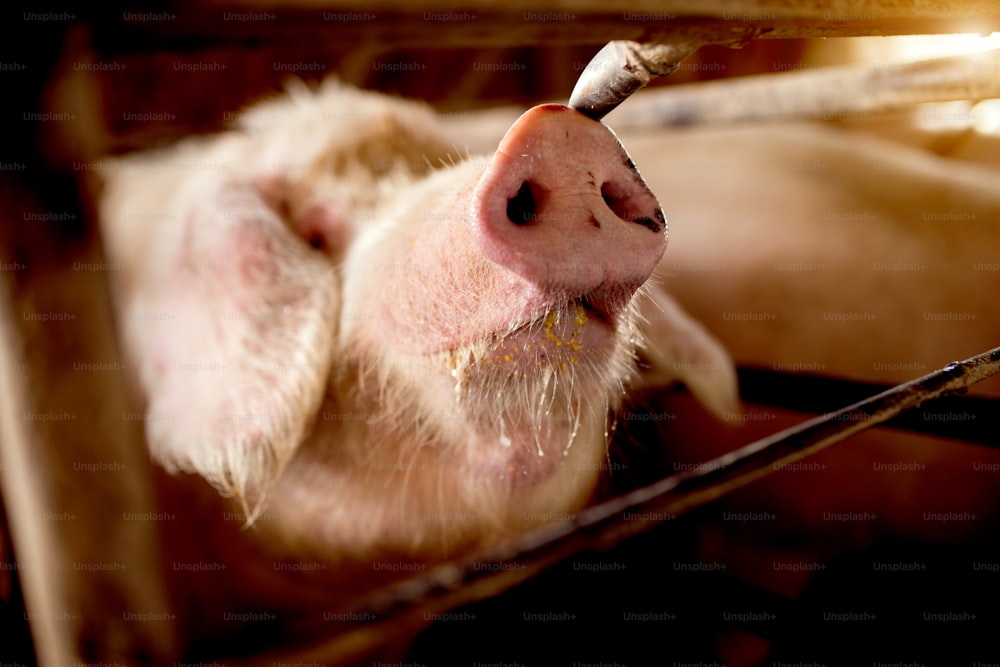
[81,1,1000,53]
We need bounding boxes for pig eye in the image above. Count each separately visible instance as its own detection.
[507,181,538,225]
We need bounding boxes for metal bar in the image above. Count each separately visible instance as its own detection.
[604,48,1000,127]
[736,366,1000,447]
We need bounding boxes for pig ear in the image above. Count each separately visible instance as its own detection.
[636,285,741,419]
[128,177,340,512]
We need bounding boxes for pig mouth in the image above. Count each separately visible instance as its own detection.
[479,296,624,370]
[438,284,643,387]
[509,297,613,341]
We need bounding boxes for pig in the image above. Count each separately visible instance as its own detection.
[99,75,1000,663]
[412,115,1000,667]
[99,79,737,659]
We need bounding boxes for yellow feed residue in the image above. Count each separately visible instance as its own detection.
[542,303,587,368]
[451,304,588,373]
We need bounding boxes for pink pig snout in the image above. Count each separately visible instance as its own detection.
[472,104,667,315]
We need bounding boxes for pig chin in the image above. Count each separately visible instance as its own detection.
[353,295,642,493]
[296,293,644,555]
[440,295,643,478]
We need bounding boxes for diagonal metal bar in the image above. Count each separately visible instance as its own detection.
[586,347,1000,531]
[736,366,1000,447]
[277,346,1000,664]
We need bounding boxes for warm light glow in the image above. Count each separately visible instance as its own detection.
[893,33,1000,135]
[915,101,975,132]
[913,99,1000,136]
[874,32,1000,60]
[971,99,1000,136]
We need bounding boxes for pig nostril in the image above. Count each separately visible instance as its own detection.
[600,187,618,211]
[306,232,326,250]
[507,182,537,225]
[600,182,627,217]
[601,182,663,233]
